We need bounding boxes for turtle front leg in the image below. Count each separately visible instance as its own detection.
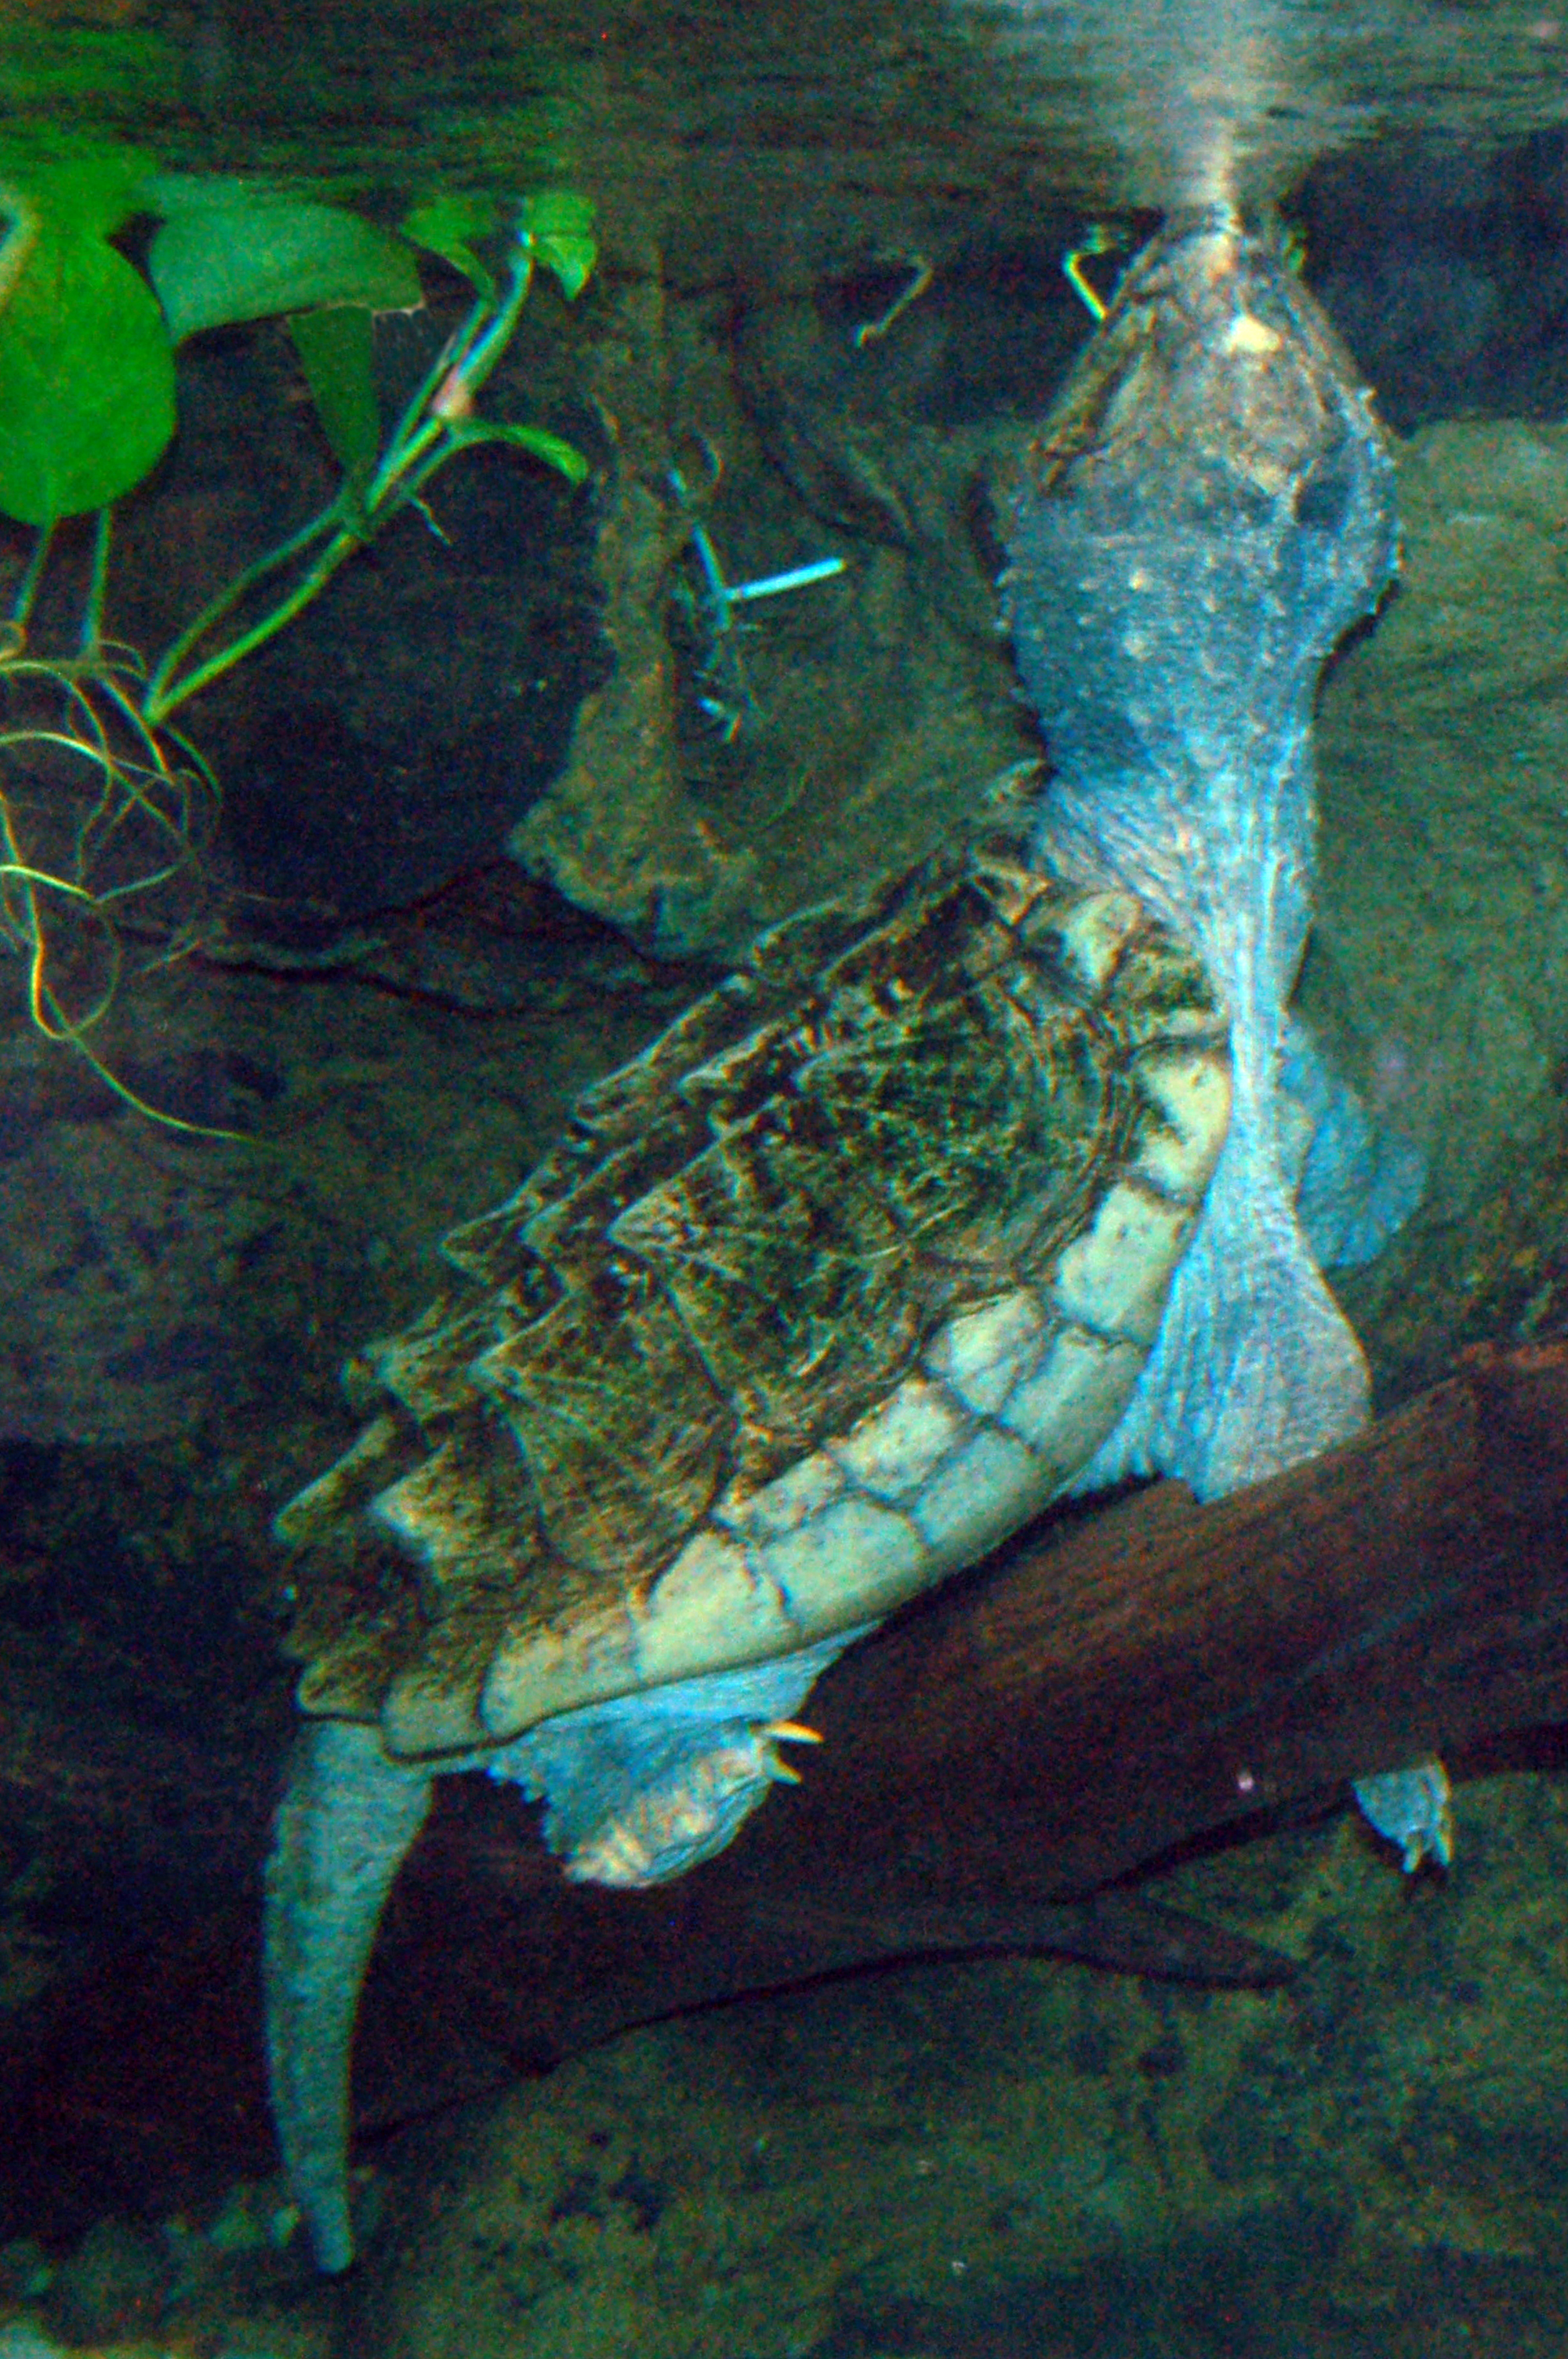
[263,1720,434,2272]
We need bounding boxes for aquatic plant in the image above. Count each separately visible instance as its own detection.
[0,609,220,1129]
[0,148,596,1128]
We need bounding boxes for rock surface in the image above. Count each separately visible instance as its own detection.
[360,1765,1568,2359]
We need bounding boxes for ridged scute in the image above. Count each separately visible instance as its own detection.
[277,793,1228,1757]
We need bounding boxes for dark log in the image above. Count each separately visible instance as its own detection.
[358,1336,1568,2085]
[753,1334,1568,1896]
[11,1339,1568,2234]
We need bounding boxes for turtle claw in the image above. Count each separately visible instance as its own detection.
[760,1718,825,1783]
[563,1721,817,1888]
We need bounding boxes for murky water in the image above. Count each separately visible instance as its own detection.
[4,5,1568,2356]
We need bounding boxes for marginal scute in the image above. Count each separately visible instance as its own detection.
[1042,885,1149,997]
[479,1616,594,1744]
[369,1435,532,1605]
[626,1526,799,1696]
[713,1448,846,1543]
[1047,1181,1203,1349]
[742,1491,930,1634]
[826,1373,970,1502]
[353,1299,498,1423]
[909,1423,1044,1560]
[998,1322,1147,1466]
[274,801,1230,1754]
[924,1288,1051,1418]
[380,1659,490,1757]
[1127,1047,1233,1198]
[295,1619,405,1721]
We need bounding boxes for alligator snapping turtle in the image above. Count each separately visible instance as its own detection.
[266,205,1400,2278]
[265,778,1231,2270]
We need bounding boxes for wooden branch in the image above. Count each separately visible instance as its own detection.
[357,1336,1568,2085]
[15,1339,1568,2220]
[751,1335,1568,1895]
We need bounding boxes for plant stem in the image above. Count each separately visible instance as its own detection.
[141,234,542,728]
[82,507,114,655]
[145,516,371,720]
[140,501,344,724]
[11,523,53,631]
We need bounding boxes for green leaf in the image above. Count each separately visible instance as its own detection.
[0,220,174,525]
[441,417,590,484]
[402,191,499,300]
[518,190,595,300]
[137,170,284,219]
[518,190,595,242]
[149,194,423,343]
[288,306,379,497]
[4,144,155,238]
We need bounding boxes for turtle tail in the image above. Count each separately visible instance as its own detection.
[264,1720,434,2272]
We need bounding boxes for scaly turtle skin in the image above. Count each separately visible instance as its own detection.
[265,777,1231,2270]
[1005,205,1398,1497]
